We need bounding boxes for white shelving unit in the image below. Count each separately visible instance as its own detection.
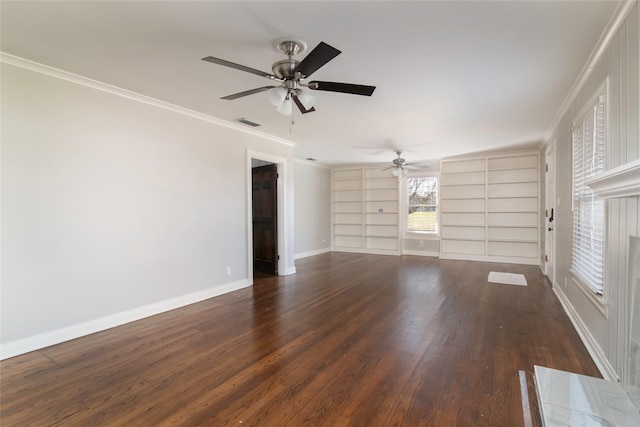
[440,154,540,264]
[440,159,487,256]
[332,169,364,250]
[332,168,400,255]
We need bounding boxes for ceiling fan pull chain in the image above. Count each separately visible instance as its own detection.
[290,108,295,132]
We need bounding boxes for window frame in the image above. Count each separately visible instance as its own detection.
[570,79,608,309]
[402,172,440,239]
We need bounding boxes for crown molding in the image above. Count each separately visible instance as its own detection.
[0,52,296,148]
[544,0,637,142]
[294,158,331,169]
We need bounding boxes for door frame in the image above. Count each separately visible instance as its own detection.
[544,142,556,283]
[246,150,289,283]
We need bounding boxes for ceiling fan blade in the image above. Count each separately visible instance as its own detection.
[404,165,421,170]
[294,42,341,78]
[221,86,277,100]
[292,94,316,114]
[202,56,279,80]
[308,81,376,96]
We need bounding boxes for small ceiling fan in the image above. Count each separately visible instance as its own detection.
[202,39,376,115]
[383,151,421,175]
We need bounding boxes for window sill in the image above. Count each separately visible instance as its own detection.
[569,270,607,318]
[403,232,439,240]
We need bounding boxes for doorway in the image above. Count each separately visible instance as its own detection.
[247,150,290,282]
[252,162,278,275]
[544,143,555,282]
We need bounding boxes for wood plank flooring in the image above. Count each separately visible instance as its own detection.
[0,253,600,426]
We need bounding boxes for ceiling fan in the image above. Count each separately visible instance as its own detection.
[383,151,421,176]
[202,39,376,115]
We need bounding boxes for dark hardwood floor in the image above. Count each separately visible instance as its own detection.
[1,253,600,426]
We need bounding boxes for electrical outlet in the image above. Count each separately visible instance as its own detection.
[226,266,231,276]
[322,239,326,246]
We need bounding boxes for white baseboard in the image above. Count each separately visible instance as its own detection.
[552,284,618,381]
[402,250,440,257]
[0,279,250,360]
[294,248,331,260]
[331,247,401,256]
[284,266,297,275]
[438,253,540,265]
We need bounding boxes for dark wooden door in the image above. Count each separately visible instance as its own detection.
[252,164,277,275]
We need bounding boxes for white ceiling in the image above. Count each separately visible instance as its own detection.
[1,1,621,167]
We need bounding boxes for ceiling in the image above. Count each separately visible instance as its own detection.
[1,1,621,167]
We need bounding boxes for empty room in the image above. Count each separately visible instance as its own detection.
[1,1,639,425]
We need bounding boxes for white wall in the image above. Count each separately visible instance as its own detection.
[1,60,295,358]
[294,160,331,258]
[546,1,639,388]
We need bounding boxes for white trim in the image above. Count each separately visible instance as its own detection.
[553,284,618,381]
[403,234,440,241]
[402,250,439,257]
[570,270,608,317]
[0,279,250,360]
[585,159,640,198]
[295,248,331,260]
[246,150,290,280]
[0,52,296,149]
[572,79,608,126]
[294,158,331,169]
[441,149,542,163]
[545,0,636,141]
[544,141,556,282]
[331,247,402,256]
[438,253,540,266]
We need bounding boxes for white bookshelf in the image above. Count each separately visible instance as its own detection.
[332,169,364,249]
[332,168,400,254]
[440,159,487,256]
[440,154,540,264]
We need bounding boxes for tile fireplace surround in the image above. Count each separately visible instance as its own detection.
[535,365,640,426]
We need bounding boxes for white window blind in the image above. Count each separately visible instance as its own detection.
[572,92,606,295]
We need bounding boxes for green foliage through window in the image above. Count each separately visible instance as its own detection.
[408,177,437,232]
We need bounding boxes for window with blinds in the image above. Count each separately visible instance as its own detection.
[571,88,606,296]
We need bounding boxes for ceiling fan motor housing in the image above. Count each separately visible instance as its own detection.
[272,59,300,80]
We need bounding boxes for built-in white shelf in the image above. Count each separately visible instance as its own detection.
[440,153,540,263]
[332,167,400,254]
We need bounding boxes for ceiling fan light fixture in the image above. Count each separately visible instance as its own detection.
[268,87,288,106]
[276,97,293,115]
[297,90,315,110]
[392,168,400,177]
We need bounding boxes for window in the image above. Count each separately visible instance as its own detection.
[572,86,606,296]
[407,176,438,233]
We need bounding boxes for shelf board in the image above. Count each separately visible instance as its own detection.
[441,237,486,242]
[488,239,537,243]
[441,183,486,187]
[441,226,485,229]
[487,210,538,214]
[487,225,538,229]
